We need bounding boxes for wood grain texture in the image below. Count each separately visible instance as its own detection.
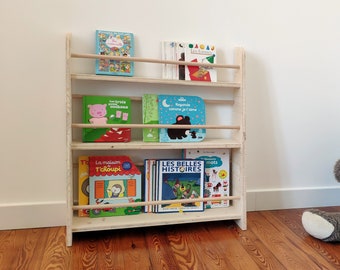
[1,207,340,270]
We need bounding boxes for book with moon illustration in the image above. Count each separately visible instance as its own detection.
[158,95,206,143]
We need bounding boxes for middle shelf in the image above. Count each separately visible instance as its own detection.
[71,138,242,150]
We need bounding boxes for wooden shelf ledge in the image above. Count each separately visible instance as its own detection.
[71,139,242,150]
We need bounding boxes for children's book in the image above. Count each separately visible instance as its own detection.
[161,41,216,82]
[176,42,186,80]
[88,156,142,218]
[82,96,131,142]
[95,30,134,76]
[78,156,89,217]
[184,149,230,208]
[161,41,176,80]
[144,159,156,213]
[155,159,205,213]
[184,42,217,82]
[142,94,159,142]
[158,95,206,142]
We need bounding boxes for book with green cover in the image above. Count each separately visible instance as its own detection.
[142,94,159,142]
[82,96,131,142]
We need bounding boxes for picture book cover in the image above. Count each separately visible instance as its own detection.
[184,42,217,82]
[78,156,89,217]
[95,30,134,76]
[142,94,159,142]
[156,159,205,213]
[184,149,230,208]
[88,156,142,218]
[158,95,206,142]
[82,96,131,142]
[161,41,216,82]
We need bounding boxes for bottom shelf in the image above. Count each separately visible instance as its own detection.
[72,206,245,233]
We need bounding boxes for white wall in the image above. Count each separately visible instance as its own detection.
[1,0,340,229]
[0,1,70,229]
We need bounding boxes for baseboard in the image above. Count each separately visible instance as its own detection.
[0,201,67,230]
[247,186,340,211]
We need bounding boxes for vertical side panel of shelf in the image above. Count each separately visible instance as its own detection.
[231,148,246,229]
[232,47,246,230]
[65,33,73,246]
[232,47,245,143]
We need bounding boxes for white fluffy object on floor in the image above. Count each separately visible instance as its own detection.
[302,211,334,240]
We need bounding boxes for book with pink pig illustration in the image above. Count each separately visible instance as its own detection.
[82,96,131,142]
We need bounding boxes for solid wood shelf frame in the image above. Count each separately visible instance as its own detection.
[65,33,246,246]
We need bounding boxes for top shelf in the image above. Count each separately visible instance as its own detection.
[67,35,244,88]
[71,73,241,88]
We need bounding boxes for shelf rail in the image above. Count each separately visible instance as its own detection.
[72,195,241,210]
[71,53,240,69]
[72,123,240,130]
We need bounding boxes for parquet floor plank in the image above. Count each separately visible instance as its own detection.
[1,208,340,270]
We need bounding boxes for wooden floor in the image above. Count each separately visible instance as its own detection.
[1,207,340,270]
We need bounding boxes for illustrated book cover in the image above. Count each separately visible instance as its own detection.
[88,156,142,218]
[82,96,131,142]
[155,159,205,213]
[184,42,217,82]
[142,94,159,142]
[184,149,230,208]
[95,30,134,76]
[158,95,206,142]
[78,156,89,217]
[161,41,216,82]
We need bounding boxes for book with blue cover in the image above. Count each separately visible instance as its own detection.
[155,159,205,213]
[158,95,206,142]
[95,30,134,76]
